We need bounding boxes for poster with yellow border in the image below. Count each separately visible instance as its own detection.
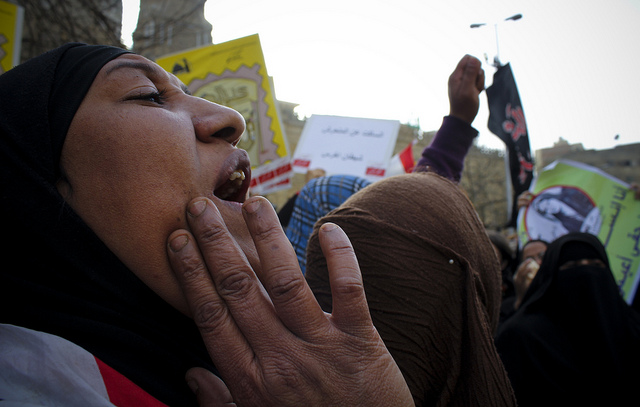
[156,34,290,193]
[0,0,24,73]
[517,159,640,304]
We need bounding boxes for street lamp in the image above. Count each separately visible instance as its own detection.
[470,13,523,67]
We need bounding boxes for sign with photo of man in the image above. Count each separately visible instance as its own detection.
[517,159,640,304]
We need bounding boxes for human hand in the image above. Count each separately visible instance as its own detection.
[517,191,535,210]
[448,54,485,124]
[167,197,414,406]
[513,258,539,309]
[185,367,236,406]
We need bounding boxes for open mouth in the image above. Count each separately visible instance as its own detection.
[213,149,252,203]
[214,169,248,201]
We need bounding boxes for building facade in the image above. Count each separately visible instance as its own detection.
[132,0,211,61]
[536,138,639,185]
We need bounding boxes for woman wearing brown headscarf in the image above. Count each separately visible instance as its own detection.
[305,172,517,406]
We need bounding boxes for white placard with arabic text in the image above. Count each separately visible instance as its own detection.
[292,115,400,182]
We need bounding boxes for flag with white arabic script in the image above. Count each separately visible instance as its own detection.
[486,63,534,227]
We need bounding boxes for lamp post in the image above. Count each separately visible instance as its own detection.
[470,13,522,68]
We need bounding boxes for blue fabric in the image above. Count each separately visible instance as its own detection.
[285,115,477,274]
[285,175,371,274]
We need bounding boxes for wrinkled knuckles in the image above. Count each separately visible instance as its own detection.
[331,278,363,296]
[194,222,229,247]
[268,272,307,306]
[251,222,284,244]
[191,299,230,335]
[325,243,355,257]
[177,254,208,281]
[216,270,254,300]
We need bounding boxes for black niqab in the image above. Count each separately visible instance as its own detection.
[0,43,215,406]
[494,232,640,406]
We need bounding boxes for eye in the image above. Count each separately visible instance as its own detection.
[129,88,167,105]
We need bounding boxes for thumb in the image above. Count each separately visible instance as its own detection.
[185,367,236,406]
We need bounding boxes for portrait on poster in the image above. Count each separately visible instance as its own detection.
[517,159,640,304]
[525,185,602,243]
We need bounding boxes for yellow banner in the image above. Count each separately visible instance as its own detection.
[0,0,24,73]
[156,34,287,168]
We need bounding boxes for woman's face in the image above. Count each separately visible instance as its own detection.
[57,54,256,315]
[522,241,547,265]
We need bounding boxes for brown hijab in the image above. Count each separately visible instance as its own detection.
[305,173,516,406]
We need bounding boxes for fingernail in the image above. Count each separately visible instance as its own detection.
[321,222,338,232]
[186,378,199,394]
[170,234,189,252]
[188,199,207,217]
[243,198,261,214]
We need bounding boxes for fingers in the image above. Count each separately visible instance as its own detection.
[318,223,374,337]
[517,191,535,209]
[516,260,537,282]
[460,54,482,91]
[241,196,328,339]
[449,54,483,124]
[475,63,485,92]
[167,198,273,371]
[449,54,467,81]
[185,368,236,407]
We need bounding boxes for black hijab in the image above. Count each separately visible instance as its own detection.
[494,232,640,406]
[0,43,215,406]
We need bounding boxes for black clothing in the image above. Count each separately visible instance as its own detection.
[494,232,640,406]
[0,43,214,406]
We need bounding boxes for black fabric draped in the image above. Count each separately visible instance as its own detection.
[494,232,640,406]
[0,43,215,406]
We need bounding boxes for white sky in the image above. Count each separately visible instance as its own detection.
[121,0,640,153]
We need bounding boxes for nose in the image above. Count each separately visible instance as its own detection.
[191,97,246,145]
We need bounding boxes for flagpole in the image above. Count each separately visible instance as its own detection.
[470,13,522,68]
[473,14,531,233]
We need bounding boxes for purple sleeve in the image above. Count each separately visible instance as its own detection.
[413,115,478,182]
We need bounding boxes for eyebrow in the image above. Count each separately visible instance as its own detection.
[105,61,190,94]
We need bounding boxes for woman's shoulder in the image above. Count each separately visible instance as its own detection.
[0,324,166,407]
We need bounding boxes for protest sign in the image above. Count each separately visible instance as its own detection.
[0,0,24,73]
[156,34,291,194]
[517,159,640,304]
[292,114,400,182]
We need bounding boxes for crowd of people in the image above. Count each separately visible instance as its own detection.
[1,41,639,407]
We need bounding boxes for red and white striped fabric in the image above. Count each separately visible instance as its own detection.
[0,324,168,406]
[386,141,416,177]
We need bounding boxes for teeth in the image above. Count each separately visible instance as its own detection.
[229,170,245,182]
[216,170,246,200]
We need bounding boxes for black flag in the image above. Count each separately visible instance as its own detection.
[486,63,534,227]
